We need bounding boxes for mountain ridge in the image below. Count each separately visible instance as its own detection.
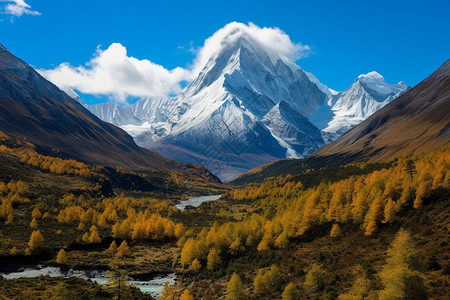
[229,59,450,185]
[0,43,220,184]
[110,36,328,180]
[313,59,450,162]
[74,36,409,180]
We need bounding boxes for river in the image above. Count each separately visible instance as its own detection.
[2,195,223,297]
[2,265,176,298]
[176,194,222,211]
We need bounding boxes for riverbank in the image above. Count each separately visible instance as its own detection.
[1,264,176,298]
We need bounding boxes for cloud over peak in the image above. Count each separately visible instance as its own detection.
[192,22,311,74]
[40,22,311,103]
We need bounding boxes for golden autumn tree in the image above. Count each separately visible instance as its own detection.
[189,258,202,272]
[207,248,221,271]
[31,207,42,219]
[6,212,14,225]
[225,273,246,300]
[105,241,118,257]
[281,282,299,300]
[56,249,68,264]
[159,282,176,300]
[116,240,130,259]
[338,265,376,300]
[330,223,341,237]
[254,270,266,295]
[174,223,185,238]
[274,229,289,249]
[364,194,384,236]
[304,264,327,292]
[82,232,90,243]
[28,230,44,250]
[414,180,432,209]
[383,198,396,223]
[0,181,7,194]
[378,229,427,300]
[89,225,101,243]
[253,265,282,295]
[97,214,108,228]
[77,222,85,231]
[30,218,38,229]
[180,289,194,300]
[10,246,18,255]
[180,238,196,269]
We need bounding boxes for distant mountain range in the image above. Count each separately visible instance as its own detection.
[229,59,450,186]
[81,36,409,180]
[313,59,450,163]
[310,71,409,141]
[0,44,219,185]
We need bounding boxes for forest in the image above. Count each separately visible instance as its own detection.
[0,131,448,299]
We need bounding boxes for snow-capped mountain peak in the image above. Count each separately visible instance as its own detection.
[87,35,327,180]
[310,71,410,136]
[85,35,408,180]
[357,70,384,80]
[356,71,408,96]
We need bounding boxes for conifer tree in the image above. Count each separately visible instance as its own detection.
[282,282,299,300]
[30,218,38,229]
[116,240,130,259]
[338,265,375,300]
[28,230,44,250]
[207,248,221,271]
[56,249,67,264]
[159,282,176,300]
[180,289,194,300]
[82,232,90,243]
[378,229,427,300]
[105,241,118,257]
[89,225,101,243]
[32,207,42,219]
[330,223,341,237]
[225,273,246,300]
[10,246,18,255]
[383,198,395,223]
[189,258,202,272]
[304,264,326,291]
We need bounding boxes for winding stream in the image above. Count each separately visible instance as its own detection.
[176,194,222,211]
[2,265,176,298]
[2,195,223,297]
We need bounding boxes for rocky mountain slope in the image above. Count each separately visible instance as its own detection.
[229,60,450,185]
[313,59,450,162]
[310,71,409,138]
[83,38,408,180]
[0,44,219,184]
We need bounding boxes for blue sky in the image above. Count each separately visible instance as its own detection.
[1,0,449,104]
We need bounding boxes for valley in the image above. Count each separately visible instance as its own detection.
[0,127,448,299]
[0,15,448,300]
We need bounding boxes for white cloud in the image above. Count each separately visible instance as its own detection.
[1,0,40,17]
[40,22,311,103]
[190,22,311,76]
[40,44,188,102]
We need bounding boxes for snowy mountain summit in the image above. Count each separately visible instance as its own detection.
[85,30,409,180]
[88,35,327,179]
[311,71,410,139]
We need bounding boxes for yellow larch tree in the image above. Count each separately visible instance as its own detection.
[56,249,67,264]
[28,230,44,250]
